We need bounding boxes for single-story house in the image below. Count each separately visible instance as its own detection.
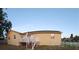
[7,30,62,46]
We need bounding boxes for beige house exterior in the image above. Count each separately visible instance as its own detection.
[7,30,62,46]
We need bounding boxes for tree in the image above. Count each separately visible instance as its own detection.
[70,34,73,39]
[0,8,12,40]
[73,35,79,42]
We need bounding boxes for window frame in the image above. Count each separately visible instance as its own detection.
[51,33,55,39]
[14,35,16,39]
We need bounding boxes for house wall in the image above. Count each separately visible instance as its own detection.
[7,31,21,46]
[7,31,61,46]
[30,32,61,45]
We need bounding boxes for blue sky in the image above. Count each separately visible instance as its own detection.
[6,8,79,38]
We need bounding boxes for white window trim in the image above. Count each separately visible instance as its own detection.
[51,34,55,39]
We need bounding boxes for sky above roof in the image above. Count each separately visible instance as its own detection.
[6,8,79,38]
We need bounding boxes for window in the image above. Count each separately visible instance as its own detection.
[14,35,16,39]
[51,34,55,39]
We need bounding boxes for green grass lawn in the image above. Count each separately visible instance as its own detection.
[35,45,79,50]
[0,44,79,50]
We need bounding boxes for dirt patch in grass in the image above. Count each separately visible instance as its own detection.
[0,44,26,50]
